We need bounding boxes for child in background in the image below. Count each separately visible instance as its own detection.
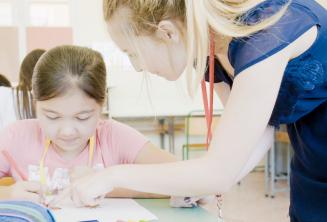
[0,45,176,204]
[0,49,45,130]
[0,74,11,87]
[15,49,46,119]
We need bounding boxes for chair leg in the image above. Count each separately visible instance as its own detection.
[159,119,165,149]
[182,146,185,160]
[270,141,276,198]
[265,151,270,197]
[182,145,189,160]
[186,147,189,160]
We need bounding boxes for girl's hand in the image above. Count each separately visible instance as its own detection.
[8,181,46,203]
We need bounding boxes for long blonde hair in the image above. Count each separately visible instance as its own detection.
[103,0,290,95]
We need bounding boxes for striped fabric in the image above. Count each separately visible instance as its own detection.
[0,201,55,222]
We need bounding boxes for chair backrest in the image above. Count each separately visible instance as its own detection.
[275,131,290,144]
[184,110,222,147]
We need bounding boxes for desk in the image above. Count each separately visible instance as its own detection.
[111,109,224,154]
[136,199,221,222]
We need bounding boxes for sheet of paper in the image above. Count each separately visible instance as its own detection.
[52,198,158,222]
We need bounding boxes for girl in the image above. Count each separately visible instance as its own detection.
[0,45,176,203]
[67,0,327,221]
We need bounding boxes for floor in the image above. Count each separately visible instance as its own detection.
[202,172,290,222]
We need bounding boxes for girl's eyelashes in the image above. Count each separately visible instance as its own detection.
[44,112,92,121]
[46,115,60,120]
[76,114,91,121]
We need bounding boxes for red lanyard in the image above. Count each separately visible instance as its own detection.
[201,31,215,149]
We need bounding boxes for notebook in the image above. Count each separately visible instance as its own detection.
[52,198,158,222]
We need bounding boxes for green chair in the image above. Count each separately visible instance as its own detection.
[182,110,221,160]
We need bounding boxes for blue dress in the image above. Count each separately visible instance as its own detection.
[205,0,327,221]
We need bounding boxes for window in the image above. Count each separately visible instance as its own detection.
[0,2,12,26]
[29,1,70,26]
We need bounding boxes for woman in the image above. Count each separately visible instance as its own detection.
[64,1,327,221]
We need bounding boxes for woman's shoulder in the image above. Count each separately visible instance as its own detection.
[229,0,320,75]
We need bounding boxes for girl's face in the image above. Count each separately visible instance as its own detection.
[36,87,102,153]
[107,8,188,81]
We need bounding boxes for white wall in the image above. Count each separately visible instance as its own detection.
[69,0,110,47]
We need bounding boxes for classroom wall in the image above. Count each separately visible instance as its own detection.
[0,27,19,82]
[26,27,73,52]
[69,0,110,47]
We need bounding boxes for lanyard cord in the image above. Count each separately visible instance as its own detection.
[39,136,95,186]
[201,30,215,148]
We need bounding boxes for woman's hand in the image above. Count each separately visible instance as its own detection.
[170,195,216,208]
[50,168,114,207]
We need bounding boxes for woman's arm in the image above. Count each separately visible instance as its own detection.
[214,82,274,184]
[107,142,176,198]
[316,0,327,8]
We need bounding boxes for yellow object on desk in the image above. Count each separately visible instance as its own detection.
[0,177,15,186]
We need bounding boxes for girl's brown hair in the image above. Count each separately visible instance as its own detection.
[32,45,107,105]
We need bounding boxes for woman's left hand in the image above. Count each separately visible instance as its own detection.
[170,195,216,208]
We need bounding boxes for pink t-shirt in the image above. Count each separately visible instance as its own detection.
[0,119,147,190]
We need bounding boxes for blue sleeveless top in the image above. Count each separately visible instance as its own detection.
[205,1,327,221]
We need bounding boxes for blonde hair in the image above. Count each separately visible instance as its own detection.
[103,0,290,95]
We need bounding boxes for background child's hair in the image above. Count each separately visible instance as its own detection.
[16,49,46,119]
[0,74,11,87]
[103,0,290,95]
[32,45,107,105]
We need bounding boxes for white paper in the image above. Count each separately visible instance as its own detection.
[52,198,158,222]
